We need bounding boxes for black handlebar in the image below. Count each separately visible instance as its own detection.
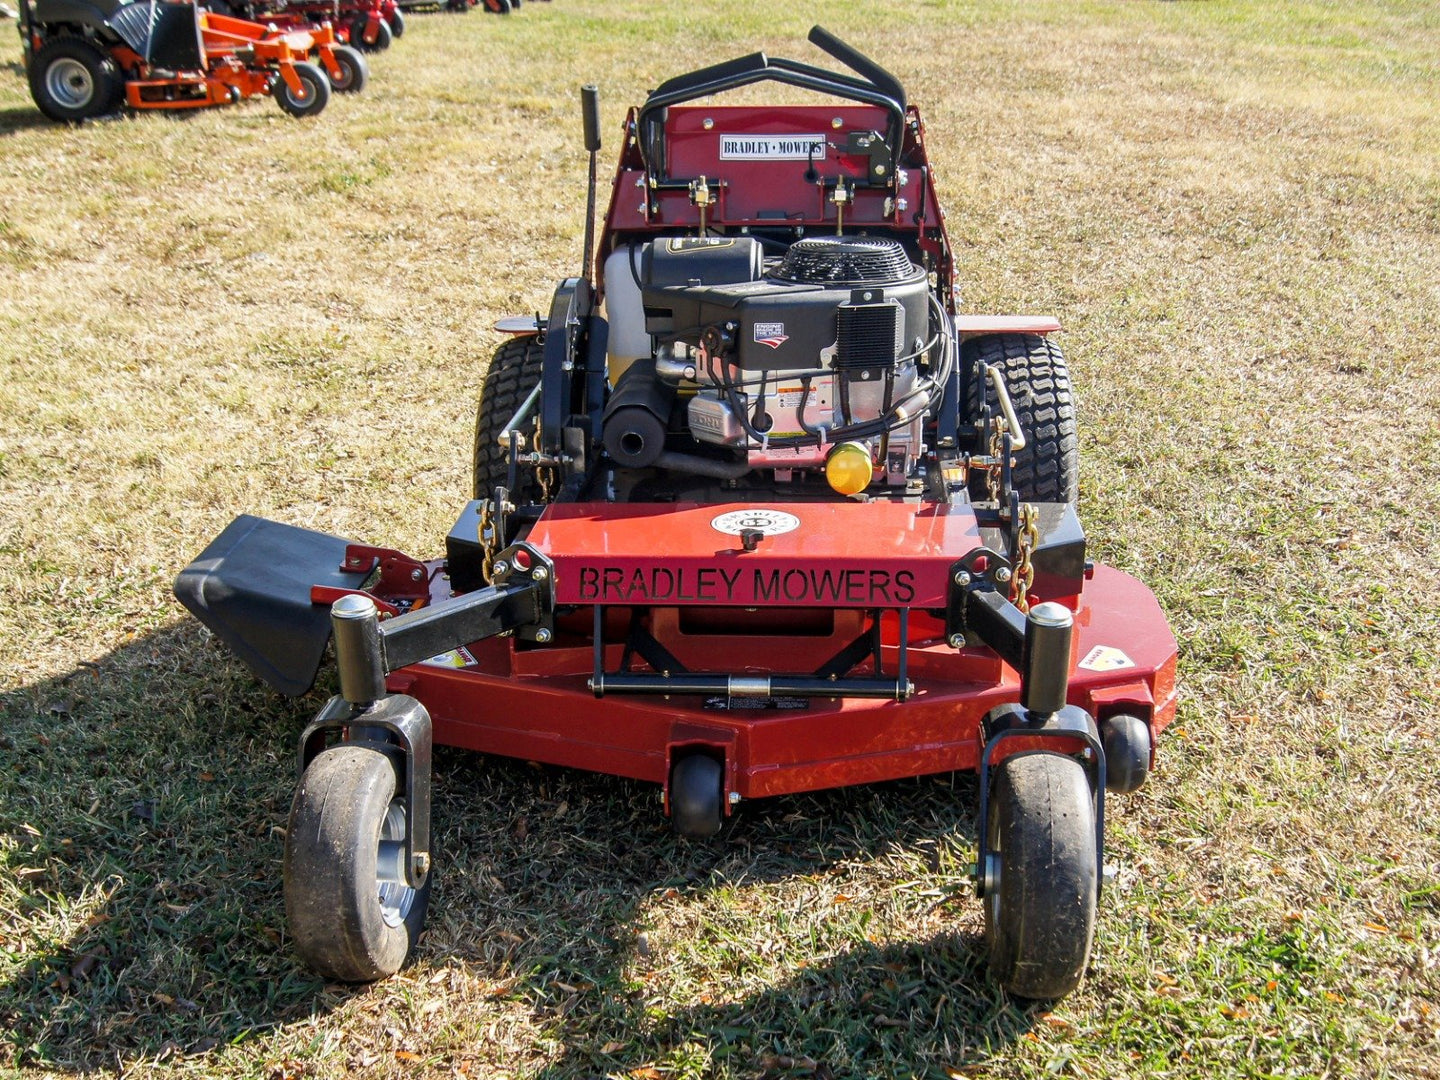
[805,25,907,119]
[635,26,908,181]
[581,84,601,153]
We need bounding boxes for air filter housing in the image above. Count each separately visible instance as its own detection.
[771,237,916,285]
[642,236,928,374]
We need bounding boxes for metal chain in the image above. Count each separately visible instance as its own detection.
[476,499,498,585]
[534,415,554,503]
[986,425,1003,503]
[1010,503,1039,613]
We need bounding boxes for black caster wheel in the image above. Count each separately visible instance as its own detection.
[1100,713,1152,793]
[669,753,723,838]
[984,752,1096,1000]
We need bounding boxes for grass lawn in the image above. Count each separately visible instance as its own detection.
[1,0,1438,1076]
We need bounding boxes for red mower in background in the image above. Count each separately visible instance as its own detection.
[177,27,1178,1000]
[17,0,367,119]
[395,0,535,16]
[215,0,402,51]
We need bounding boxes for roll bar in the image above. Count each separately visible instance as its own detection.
[636,26,908,182]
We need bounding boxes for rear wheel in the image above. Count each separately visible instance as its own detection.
[328,44,368,93]
[29,37,124,122]
[473,334,545,502]
[387,8,406,36]
[984,752,1096,1000]
[284,745,432,981]
[273,61,330,117]
[965,333,1077,504]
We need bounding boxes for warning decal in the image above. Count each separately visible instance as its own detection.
[1078,645,1136,672]
[422,646,478,669]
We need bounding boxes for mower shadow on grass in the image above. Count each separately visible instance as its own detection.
[0,105,57,135]
[0,624,361,1072]
[428,752,1043,1077]
[0,624,1038,1074]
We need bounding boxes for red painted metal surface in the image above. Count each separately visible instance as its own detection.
[526,501,982,609]
[954,315,1062,337]
[599,103,956,308]
[385,561,1176,800]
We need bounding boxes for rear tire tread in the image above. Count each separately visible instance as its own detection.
[965,334,1078,504]
[473,334,545,501]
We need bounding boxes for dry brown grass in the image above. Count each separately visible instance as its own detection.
[2,1,1439,1077]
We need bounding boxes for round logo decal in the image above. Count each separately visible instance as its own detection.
[710,509,801,537]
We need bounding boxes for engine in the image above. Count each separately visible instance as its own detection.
[602,235,947,491]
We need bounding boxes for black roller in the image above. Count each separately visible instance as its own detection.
[604,407,667,468]
[602,359,675,468]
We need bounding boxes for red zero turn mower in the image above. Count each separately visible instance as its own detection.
[177,27,1178,998]
[221,0,402,51]
[17,0,366,119]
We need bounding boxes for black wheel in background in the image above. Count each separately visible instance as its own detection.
[349,13,392,50]
[284,745,432,981]
[273,61,330,117]
[473,334,545,502]
[984,752,1097,1000]
[328,44,368,93]
[29,37,125,122]
[964,333,1078,504]
[388,7,406,36]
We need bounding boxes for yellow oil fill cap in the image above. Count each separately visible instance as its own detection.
[825,441,875,496]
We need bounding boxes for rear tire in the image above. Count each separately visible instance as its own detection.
[29,37,124,122]
[387,8,406,36]
[985,753,1096,1000]
[328,44,368,93]
[965,333,1077,504]
[273,61,330,117]
[473,334,545,502]
[284,745,432,981]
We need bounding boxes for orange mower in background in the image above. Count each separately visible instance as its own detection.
[16,0,368,120]
[215,0,404,53]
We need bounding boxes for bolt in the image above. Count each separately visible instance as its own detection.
[728,791,741,805]
[531,566,549,582]
[492,560,510,577]
[954,570,971,586]
[534,627,552,644]
[995,566,1013,584]
[410,567,424,582]
[703,117,714,129]
[875,164,886,176]
[831,116,843,128]
[413,852,430,878]
[948,633,964,649]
